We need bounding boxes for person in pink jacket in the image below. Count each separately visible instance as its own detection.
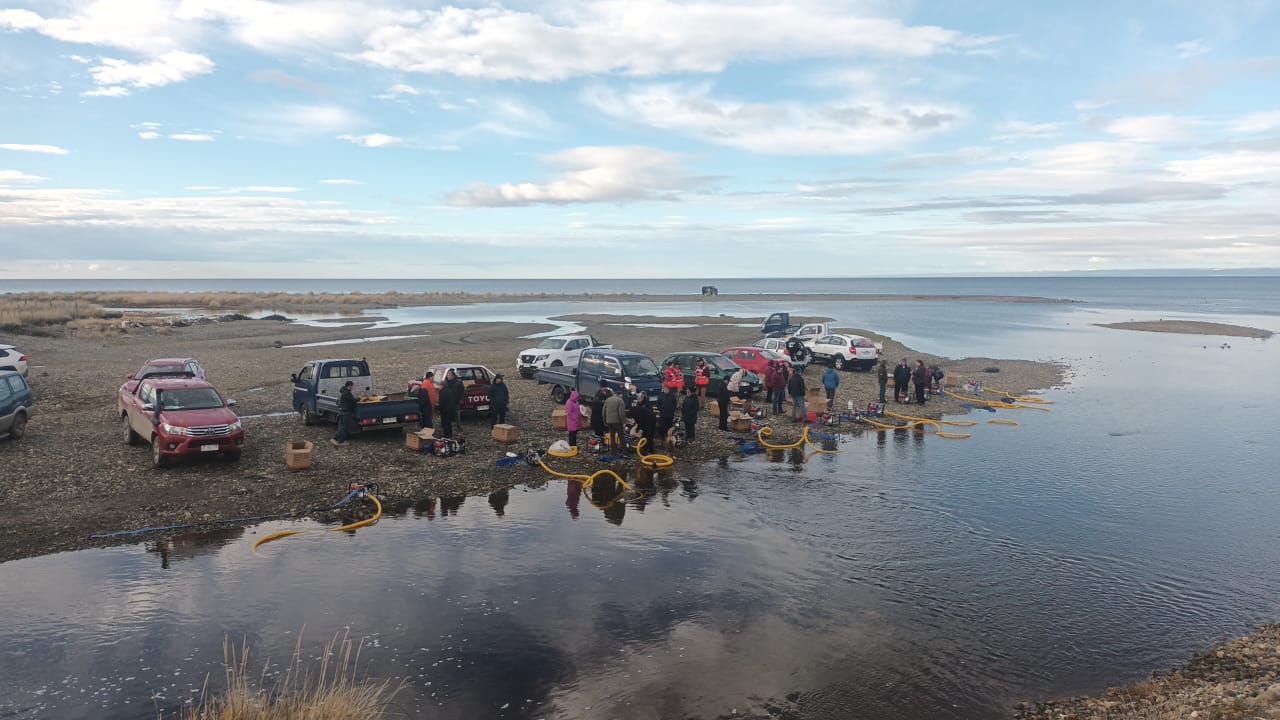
[565,390,584,447]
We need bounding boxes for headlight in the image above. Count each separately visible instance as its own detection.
[161,423,190,436]
[535,354,549,361]
[229,420,243,432]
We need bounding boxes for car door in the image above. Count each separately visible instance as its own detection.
[0,378,13,433]
[129,381,155,437]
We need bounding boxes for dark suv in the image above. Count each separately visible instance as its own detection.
[659,352,762,397]
[0,369,34,440]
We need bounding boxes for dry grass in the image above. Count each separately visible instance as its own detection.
[167,632,398,720]
[0,297,104,326]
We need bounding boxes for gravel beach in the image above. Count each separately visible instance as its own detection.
[0,307,1061,564]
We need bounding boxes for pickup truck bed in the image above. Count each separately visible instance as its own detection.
[535,366,579,403]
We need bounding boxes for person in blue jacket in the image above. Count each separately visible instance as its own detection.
[821,365,840,406]
[488,373,510,426]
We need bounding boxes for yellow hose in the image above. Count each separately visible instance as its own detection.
[983,387,1054,404]
[252,530,302,554]
[537,458,634,493]
[943,389,1053,412]
[757,425,809,449]
[885,411,977,427]
[634,438,675,468]
[988,419,1019,426]
[252,491,383,555]
[861,415,969,439]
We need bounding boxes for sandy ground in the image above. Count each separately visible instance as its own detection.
[0,311,1061,564]
[1096,319,1274,338]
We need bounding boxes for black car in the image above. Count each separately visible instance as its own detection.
[659,352,762,398]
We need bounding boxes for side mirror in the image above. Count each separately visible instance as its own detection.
[226,399,237,407]
[290,373,298,383]
[126,373,134,380]
[142,403,154,412]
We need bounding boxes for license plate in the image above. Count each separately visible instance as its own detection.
[475,405,489,411]
[382,417,397,424]
[200,444,219,452]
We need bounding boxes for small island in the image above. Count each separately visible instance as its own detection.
[1095,320,1274,339]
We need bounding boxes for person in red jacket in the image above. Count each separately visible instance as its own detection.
[663,360,685,394]
[693,357,711,407]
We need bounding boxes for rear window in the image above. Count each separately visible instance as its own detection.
[6,375,27,393]
[325,362,369,378]
[852,338,876,348]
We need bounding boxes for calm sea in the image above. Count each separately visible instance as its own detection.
[1,278,1278,719]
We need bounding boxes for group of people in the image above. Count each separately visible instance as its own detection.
[881,358,943,405]
[761,359,825,422]
[565,380,704,452]
[331,368,514,446]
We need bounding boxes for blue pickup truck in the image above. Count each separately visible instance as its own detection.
[535,348,663,404]
[291,359,420,432]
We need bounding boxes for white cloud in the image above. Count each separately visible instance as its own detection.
[583,83,962,155]
[224,186,302,193]
[0,2,192,55]
[1230,110,1280,134]
[955,141,1150,191]
[377,83,419,99]
[358,3,992,81]
[0,143,70,155]
[445,145,705,207]
[88,51,215,89]
[264,104,364,136]
[1103,115,1198,143]
[138,131,161,140]
[1176,39,1210,59]
[991,121,1065,142]
[0,170,46,184]
[1166,151,1280,183]
[169,133,216,142]
[82,86,130,97]
[320,178,365,185]
[338,133,403,148]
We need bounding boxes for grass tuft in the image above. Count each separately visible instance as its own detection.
[165,632,398,720]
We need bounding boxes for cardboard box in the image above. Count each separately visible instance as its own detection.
[551,407,567,430]
[405,428,435,451]
[492,424,519,443]
[285,440,313,470]
[809,397,829,413]
[729,416,752,433]
[709,402,721,417]
[806,387,824,401]
[730,397,746,410]
[944,374,960,388]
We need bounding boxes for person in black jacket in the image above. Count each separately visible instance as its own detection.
[893,359,911,403]
[331,380,357,446]
[438,372,459,438]
[656,385,678,444]
[488,373,510,426]
[787,368,808,422]
[629,392,657,448]
[590,386,607,438]
[715,378,732,431]
[912,360,927,405]
[416,370,434,430]
[680,388,699,442]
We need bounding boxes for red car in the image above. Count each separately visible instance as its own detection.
[721,347,792,374]
[408,363,495,416]
[121,357,206,395]
[119,376,244,468]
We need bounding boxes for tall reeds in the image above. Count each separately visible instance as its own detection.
[168,632,397,720]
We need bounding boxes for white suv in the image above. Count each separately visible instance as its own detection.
[516,335,610,378]
[0,345,29,377]
[810,334,882,371]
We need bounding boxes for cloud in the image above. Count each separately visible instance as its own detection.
[247,69,327,93]
[0,170,46,184]
[320,178,364,185]
[358,3,993,81]
[991,121,1065,142]
[583,83,962,155]
[138,131,161,140]
[1230,110,1280,134]
[88,51,215,89]
[375,83,419,100]
[338,133,403,148]
[1166,151,1280,183]
[224,186,302,193]
[0,144,69,155]
[0,2,192,55]
[856,181,1229,216]
[445,146,708,207]
[1102,115,1198,143]
[169,133,216,142]
[82,86,130,97]
[1176,39,1210,59]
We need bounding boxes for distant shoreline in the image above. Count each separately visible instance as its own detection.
[1096,320,1273,339]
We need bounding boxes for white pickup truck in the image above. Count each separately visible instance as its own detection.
[516,334,611,378]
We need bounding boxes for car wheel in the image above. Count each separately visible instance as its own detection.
[121,414,139,445]
[550,385,567,404]
[151,437,168,468]
[224,450,241,462]
[833,356,847,371]
[10,412,26,440]
[302,405,314,426]
[550,360,563,367]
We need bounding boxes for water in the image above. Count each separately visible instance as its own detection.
[2,283,1279,719]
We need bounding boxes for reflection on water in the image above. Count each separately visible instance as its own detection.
[2,319,1280,719]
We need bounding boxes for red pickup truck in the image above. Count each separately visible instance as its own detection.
[119,376,245,468]
[408,363,495,416]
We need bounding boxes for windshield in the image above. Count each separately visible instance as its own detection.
[157,388,224,411]
[621,357,659,377]
[536,339,566,350]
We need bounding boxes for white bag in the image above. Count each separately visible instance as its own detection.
[549,440,571,454]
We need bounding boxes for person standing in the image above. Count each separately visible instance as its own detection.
[764,361,781,415]
[629,392,656,448]
[727,366,747,399]
[657,384,678,444]
[438,373,458,438]
[488,373,510,426]
[912,360,927,405]
[602,387,626,451]
[786,337,808,373]
[443,369,465,428]
[715,376,732,431]
[787,365,808,422]
[893,359,911,403]
[877,360,889,404]
[663,360,685,394]
[565,389,584,447]
[331,380,357,446]
[416,371,436,430]
[681,387,699,443]
[821,364,840,405]
[693,357,710,408]
[590,385,608,438]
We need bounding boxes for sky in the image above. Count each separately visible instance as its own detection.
[2,0,1279,280]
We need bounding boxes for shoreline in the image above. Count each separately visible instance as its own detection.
[1096,319,1274,339]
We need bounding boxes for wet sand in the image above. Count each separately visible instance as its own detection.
[1096,320,1274,338]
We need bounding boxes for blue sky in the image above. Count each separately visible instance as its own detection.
[1,0,1279,279]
